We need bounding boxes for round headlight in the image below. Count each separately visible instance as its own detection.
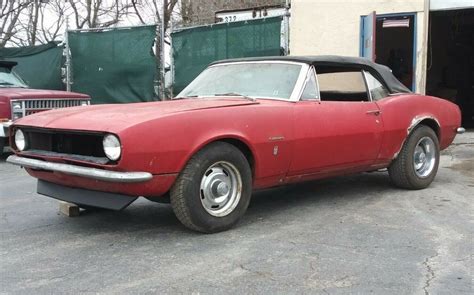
[103,134,121,161]
[15,129,26,151]
[12,102,22,110]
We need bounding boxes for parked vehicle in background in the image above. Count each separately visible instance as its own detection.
[0,61,90,154]
[6,56,464,233]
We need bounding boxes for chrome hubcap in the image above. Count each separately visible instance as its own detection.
[413,137,436,178]
[200,161,242,217]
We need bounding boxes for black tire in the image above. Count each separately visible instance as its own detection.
[170,142,252,233]
[0,138,4,156]
[146,193,170,204]
[388,125,440,190]
[79,205,109,211]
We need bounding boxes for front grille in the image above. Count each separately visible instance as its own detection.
[23,99,84,116]
[18,129,109,165]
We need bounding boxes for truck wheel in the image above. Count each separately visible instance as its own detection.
[170,142,252,233]
[388,125,440,190]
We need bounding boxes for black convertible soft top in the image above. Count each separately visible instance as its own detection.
[211,55,412,94]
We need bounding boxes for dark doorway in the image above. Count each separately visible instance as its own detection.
[426,9,474,128]
[375,15,415,90]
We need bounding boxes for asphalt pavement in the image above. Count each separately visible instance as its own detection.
[0,133,472,294]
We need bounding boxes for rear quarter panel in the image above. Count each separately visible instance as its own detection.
[376,94,461,161]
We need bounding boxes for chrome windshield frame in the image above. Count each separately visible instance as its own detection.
[179,61,311,102]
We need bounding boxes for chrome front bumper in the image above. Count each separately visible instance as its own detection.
[456,127,466,134]
[6,155,152,183]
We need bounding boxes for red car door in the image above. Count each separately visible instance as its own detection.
[288,100,384,176]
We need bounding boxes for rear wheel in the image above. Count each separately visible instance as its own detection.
[170,142,252,233]
[388,125,440,189]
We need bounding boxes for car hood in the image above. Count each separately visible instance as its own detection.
[0,88,89,99]
[14,98,259,133]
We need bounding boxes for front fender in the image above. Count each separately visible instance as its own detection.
[117,103,294,182]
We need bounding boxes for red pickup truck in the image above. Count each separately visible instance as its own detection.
[0,61,90,154]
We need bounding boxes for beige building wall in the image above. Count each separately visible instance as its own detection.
[290,0,427,92]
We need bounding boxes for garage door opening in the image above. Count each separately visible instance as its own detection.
[375,15,415,91]
[360,13,416,91]
[426,9,474,128]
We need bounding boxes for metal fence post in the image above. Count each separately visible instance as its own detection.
[65,17,71,92]
[170,20,174,98]
[284,0,290,55]
[160,2,166,100]
[155,23,161,100]
[156,22,166,100]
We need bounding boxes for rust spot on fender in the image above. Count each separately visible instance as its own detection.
[392,115,440,160]
[408,116,440,134]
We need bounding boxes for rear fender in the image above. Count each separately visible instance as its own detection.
[392,115,440,160]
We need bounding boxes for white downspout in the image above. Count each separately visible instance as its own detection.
[420,0,430,94]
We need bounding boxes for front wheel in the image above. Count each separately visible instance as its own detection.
[388,125,440,189]
[170,142,252,233]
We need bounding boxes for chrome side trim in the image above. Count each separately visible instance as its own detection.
[269,136,285,141]
[6,155,152,183]
[456,127,465,134]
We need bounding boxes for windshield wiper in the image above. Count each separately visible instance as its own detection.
[214,93,256,102]
[0,82,27,88]
[173,95,199,100]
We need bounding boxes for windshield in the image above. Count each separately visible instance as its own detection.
[178,62,303,100]
[0,67,28,88]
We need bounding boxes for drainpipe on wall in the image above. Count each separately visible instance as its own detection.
[65,16,71,92]
[420,0,430,94]
[284,0,290,55]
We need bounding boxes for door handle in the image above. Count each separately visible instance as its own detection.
[366,110,381,116]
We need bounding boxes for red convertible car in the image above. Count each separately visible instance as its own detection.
[7,56,464,233]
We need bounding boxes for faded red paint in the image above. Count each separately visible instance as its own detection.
[13,94,462,198]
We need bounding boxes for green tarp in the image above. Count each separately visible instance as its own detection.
[68,26,157,104]
[0,42,64,90]
[171,17,283,94]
